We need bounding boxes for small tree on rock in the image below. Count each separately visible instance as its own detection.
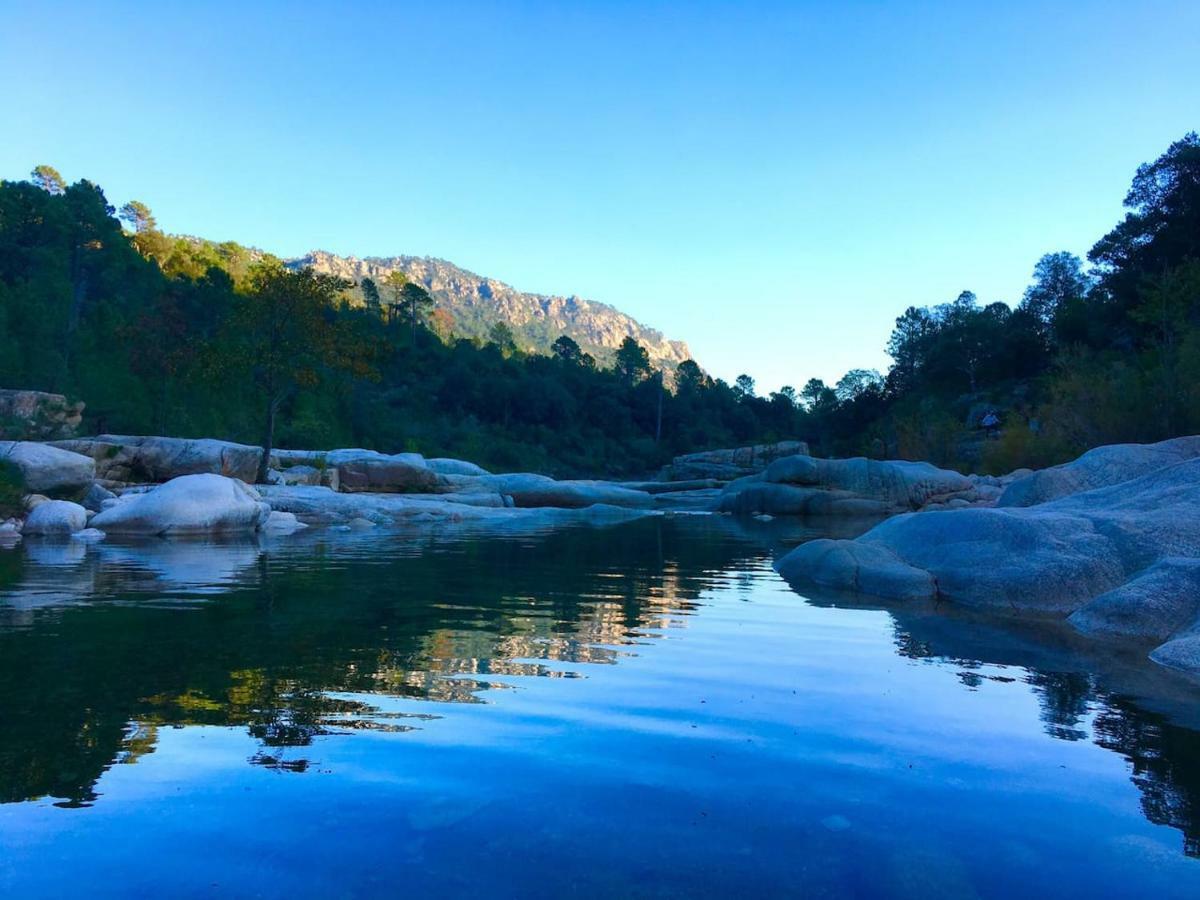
[223,263,377,482]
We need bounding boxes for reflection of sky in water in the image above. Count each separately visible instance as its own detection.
[1,516,1199,897]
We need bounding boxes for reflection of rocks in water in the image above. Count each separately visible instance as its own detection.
[0,537,266,615]
[0,516,764,807]
[96,539,264,594]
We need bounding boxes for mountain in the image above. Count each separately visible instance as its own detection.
[290,250,693,371]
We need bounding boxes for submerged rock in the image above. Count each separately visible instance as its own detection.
[262,510,307,533]
[775,444,1200,676]
[90,474,270,535]
[23,500,89,535]
[0,441,95,494]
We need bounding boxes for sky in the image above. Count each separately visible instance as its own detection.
[2,1,1198,391]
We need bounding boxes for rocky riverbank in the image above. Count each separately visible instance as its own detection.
[774,436,1200,678]
[6,433,1199,681]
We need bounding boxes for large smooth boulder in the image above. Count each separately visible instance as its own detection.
[776,452,1200,675]
[0,441,95,493]
[721,455,971,516]
[998,436,1200,507]
[476,474,655,509]
[89,474,270,535]
[23,500,89,535]
[51,435,262,484]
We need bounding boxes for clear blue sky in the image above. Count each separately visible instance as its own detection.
[3,1,1198,390]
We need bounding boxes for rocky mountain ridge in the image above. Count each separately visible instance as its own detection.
[290,250,693,371]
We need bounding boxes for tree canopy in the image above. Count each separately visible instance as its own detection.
[4,134,1200,478]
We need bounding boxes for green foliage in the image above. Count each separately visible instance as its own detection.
[118,200,156,233]
[615,336,651,384]
[3,133,1199,480]
[0,461,24,518]
[30,164,65,195]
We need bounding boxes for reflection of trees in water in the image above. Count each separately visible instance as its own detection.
[1093,699,1200,857]
[1024,670,1095,742]
[891,620,1200,858]
[0,517,761,807]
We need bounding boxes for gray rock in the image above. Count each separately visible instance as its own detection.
[262,510,307,533]
[1069,558,1200,641]
[274,464,324,486]
[89,474,270,535]
[663,441,810,482]
[0,441,95,493]
[23,500,89,535]
[1150,630,1200,675]
[476,474,654,509]
[81,482,117,513]
[336,456,441,494]
[998,436,1200,507]
[721,455,970,516]
[776,449,1200,675]
[259,485,503,524]
[425,458,491,477]
[51,435,262,484]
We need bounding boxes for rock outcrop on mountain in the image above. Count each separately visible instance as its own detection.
[291,250,692,372]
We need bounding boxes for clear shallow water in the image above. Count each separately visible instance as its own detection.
[1,515,1198,898]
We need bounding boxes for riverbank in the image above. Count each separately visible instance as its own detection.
[5,433,1200,679]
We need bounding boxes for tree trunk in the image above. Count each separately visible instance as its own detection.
[655,372,663,444]
[61,248,89,383]
[257,395,279,484]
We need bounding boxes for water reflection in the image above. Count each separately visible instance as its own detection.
[0,517,763,807]
[2,514,1199,871]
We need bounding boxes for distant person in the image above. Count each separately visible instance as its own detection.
[981,410,1000,439]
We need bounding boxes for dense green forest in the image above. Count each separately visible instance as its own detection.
[1,133,1197,478]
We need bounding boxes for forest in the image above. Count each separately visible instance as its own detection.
[1,132,1197,478]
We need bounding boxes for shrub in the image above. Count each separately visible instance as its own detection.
[0,460,24,518]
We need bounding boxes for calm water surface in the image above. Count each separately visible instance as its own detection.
[1,515,1198,898]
